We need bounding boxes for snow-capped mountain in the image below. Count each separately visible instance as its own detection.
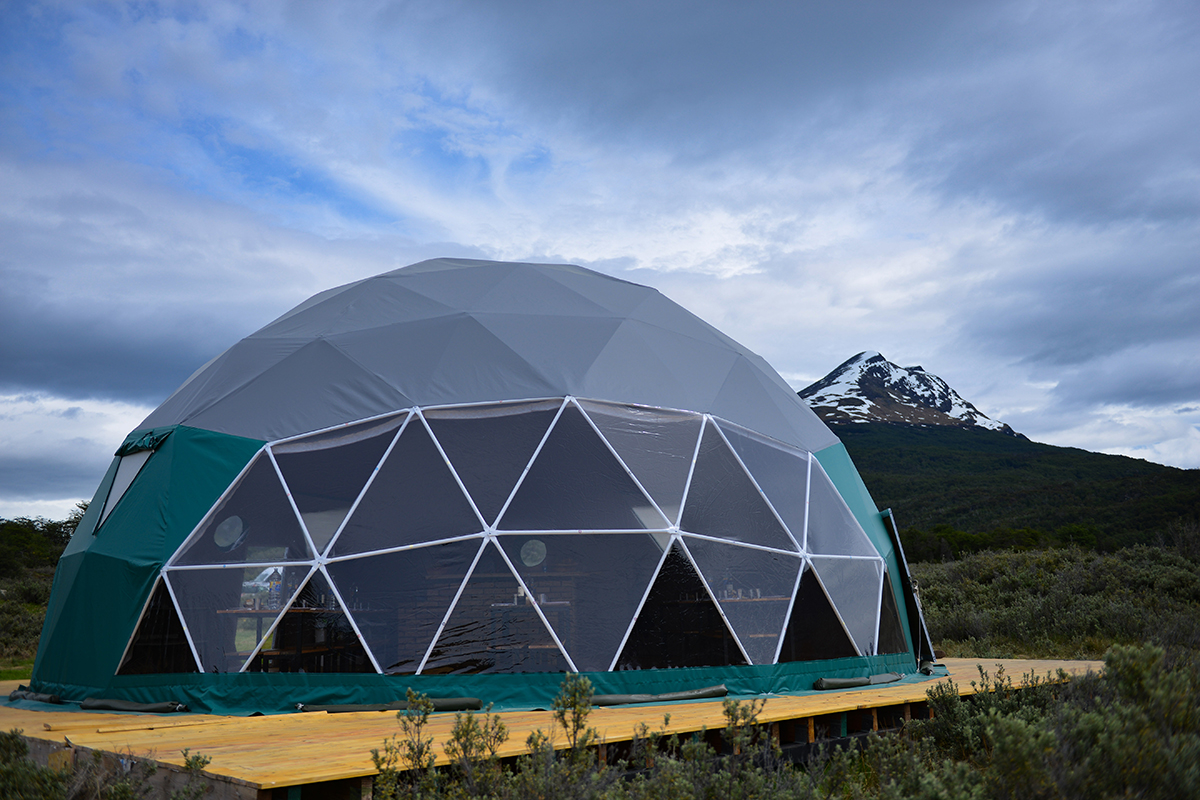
[799,352,1020,436]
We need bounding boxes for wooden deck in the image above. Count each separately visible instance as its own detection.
[2,658,1101,798]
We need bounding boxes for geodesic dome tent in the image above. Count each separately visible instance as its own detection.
[33,258,932,712]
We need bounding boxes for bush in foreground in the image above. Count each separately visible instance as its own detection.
[362,644,1197,799]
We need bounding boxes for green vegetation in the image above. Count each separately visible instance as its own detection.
[0,509,83,678]
[835,423,1200,552]
[357,648,1199,799]
[1,729,213,799]
[911,541,1200,660]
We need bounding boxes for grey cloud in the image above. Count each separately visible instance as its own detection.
[0,453,107,502]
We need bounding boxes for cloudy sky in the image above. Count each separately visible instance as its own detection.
[3,0,1198,520]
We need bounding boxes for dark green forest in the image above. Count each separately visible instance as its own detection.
[835,422,1200,558]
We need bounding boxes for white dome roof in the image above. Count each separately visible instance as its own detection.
[140,258,837,452]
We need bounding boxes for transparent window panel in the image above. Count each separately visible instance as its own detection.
[425,401,560,527]
[498,405,668,531]
[577,400,703,525]
[679,421,797,552]
[272,414,407,554]
[325,539,481,675]
[806,464,879,557]
[331,419,483,557]
[877,571,910,655]
[422,542,569,674]
[166,564,310,673]
[615,544,747,670]
[497,532,663,672]
[246,569,374,674]
[681,536,800,665]
[98,449,153,529]
[174,454,313,565]
[117,580,197,675]
[715,421,809,546]
[809,556,884,656]
[778,565,859,662]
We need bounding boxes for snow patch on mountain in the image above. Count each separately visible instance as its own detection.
[799,352,1019,435]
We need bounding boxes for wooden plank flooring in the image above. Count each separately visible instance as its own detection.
[1,658,1102,791]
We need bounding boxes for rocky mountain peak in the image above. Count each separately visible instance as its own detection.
[799,351,1021,436]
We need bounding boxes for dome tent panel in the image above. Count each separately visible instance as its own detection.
[173,453,314,565]
[250,278,459,340]
[497,403,669,532]
[579,317,741,419]
[680,420,798,552]
[805,459,879,558]
[381,258,520,306]
[877,571,910,655]
[497,532,665,673]
[423,400,560,527]
[325,539,482,675]
[96,449,153,530]
[420,541,572,674]
[679,535,802,666]
[140,337,321,435]
[467,263,624,318]
[271,413,408,554]
[615,543,748,670]
[245,568,375,674]
[117,579,196,675]
[470,312,626,391]
[167,564,316,673]
[521,258,658,318]
[576,399,703,527]
[710,355,830,459]
[778,565,859,662]
[714,420,811,548]
[809,555,885,656]
[181,338,416,444]
[330,314,559,410]
[329,415,484,557]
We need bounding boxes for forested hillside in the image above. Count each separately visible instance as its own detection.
[833,423,1200,557]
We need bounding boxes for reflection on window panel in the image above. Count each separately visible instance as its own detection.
[422,543,569,674]
[174,454,313,565]
[681,536,800,665]
[498,532,664,672]
[805,464,879,557]
[715,421,809,547]
[98,449,153,529]
[246,569,374,674]
[810,556,883,655]
[680,422,797,551]
[272,414,407,555]
[877,572,910,654]
[331,420,482,556]
[578,400,703,526]
[616,544,747,670]
[778,566,859,662]
[325,540,482,675]
[117,580,197,675]
[499,405,667,531]
[425,401,560,527]
[167,564,311,673]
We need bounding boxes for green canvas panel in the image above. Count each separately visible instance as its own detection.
[32,651,920,715]
[813,442,915,656]
[31,425,264,692]
[64,457,120,556]
[34,457,122,671]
